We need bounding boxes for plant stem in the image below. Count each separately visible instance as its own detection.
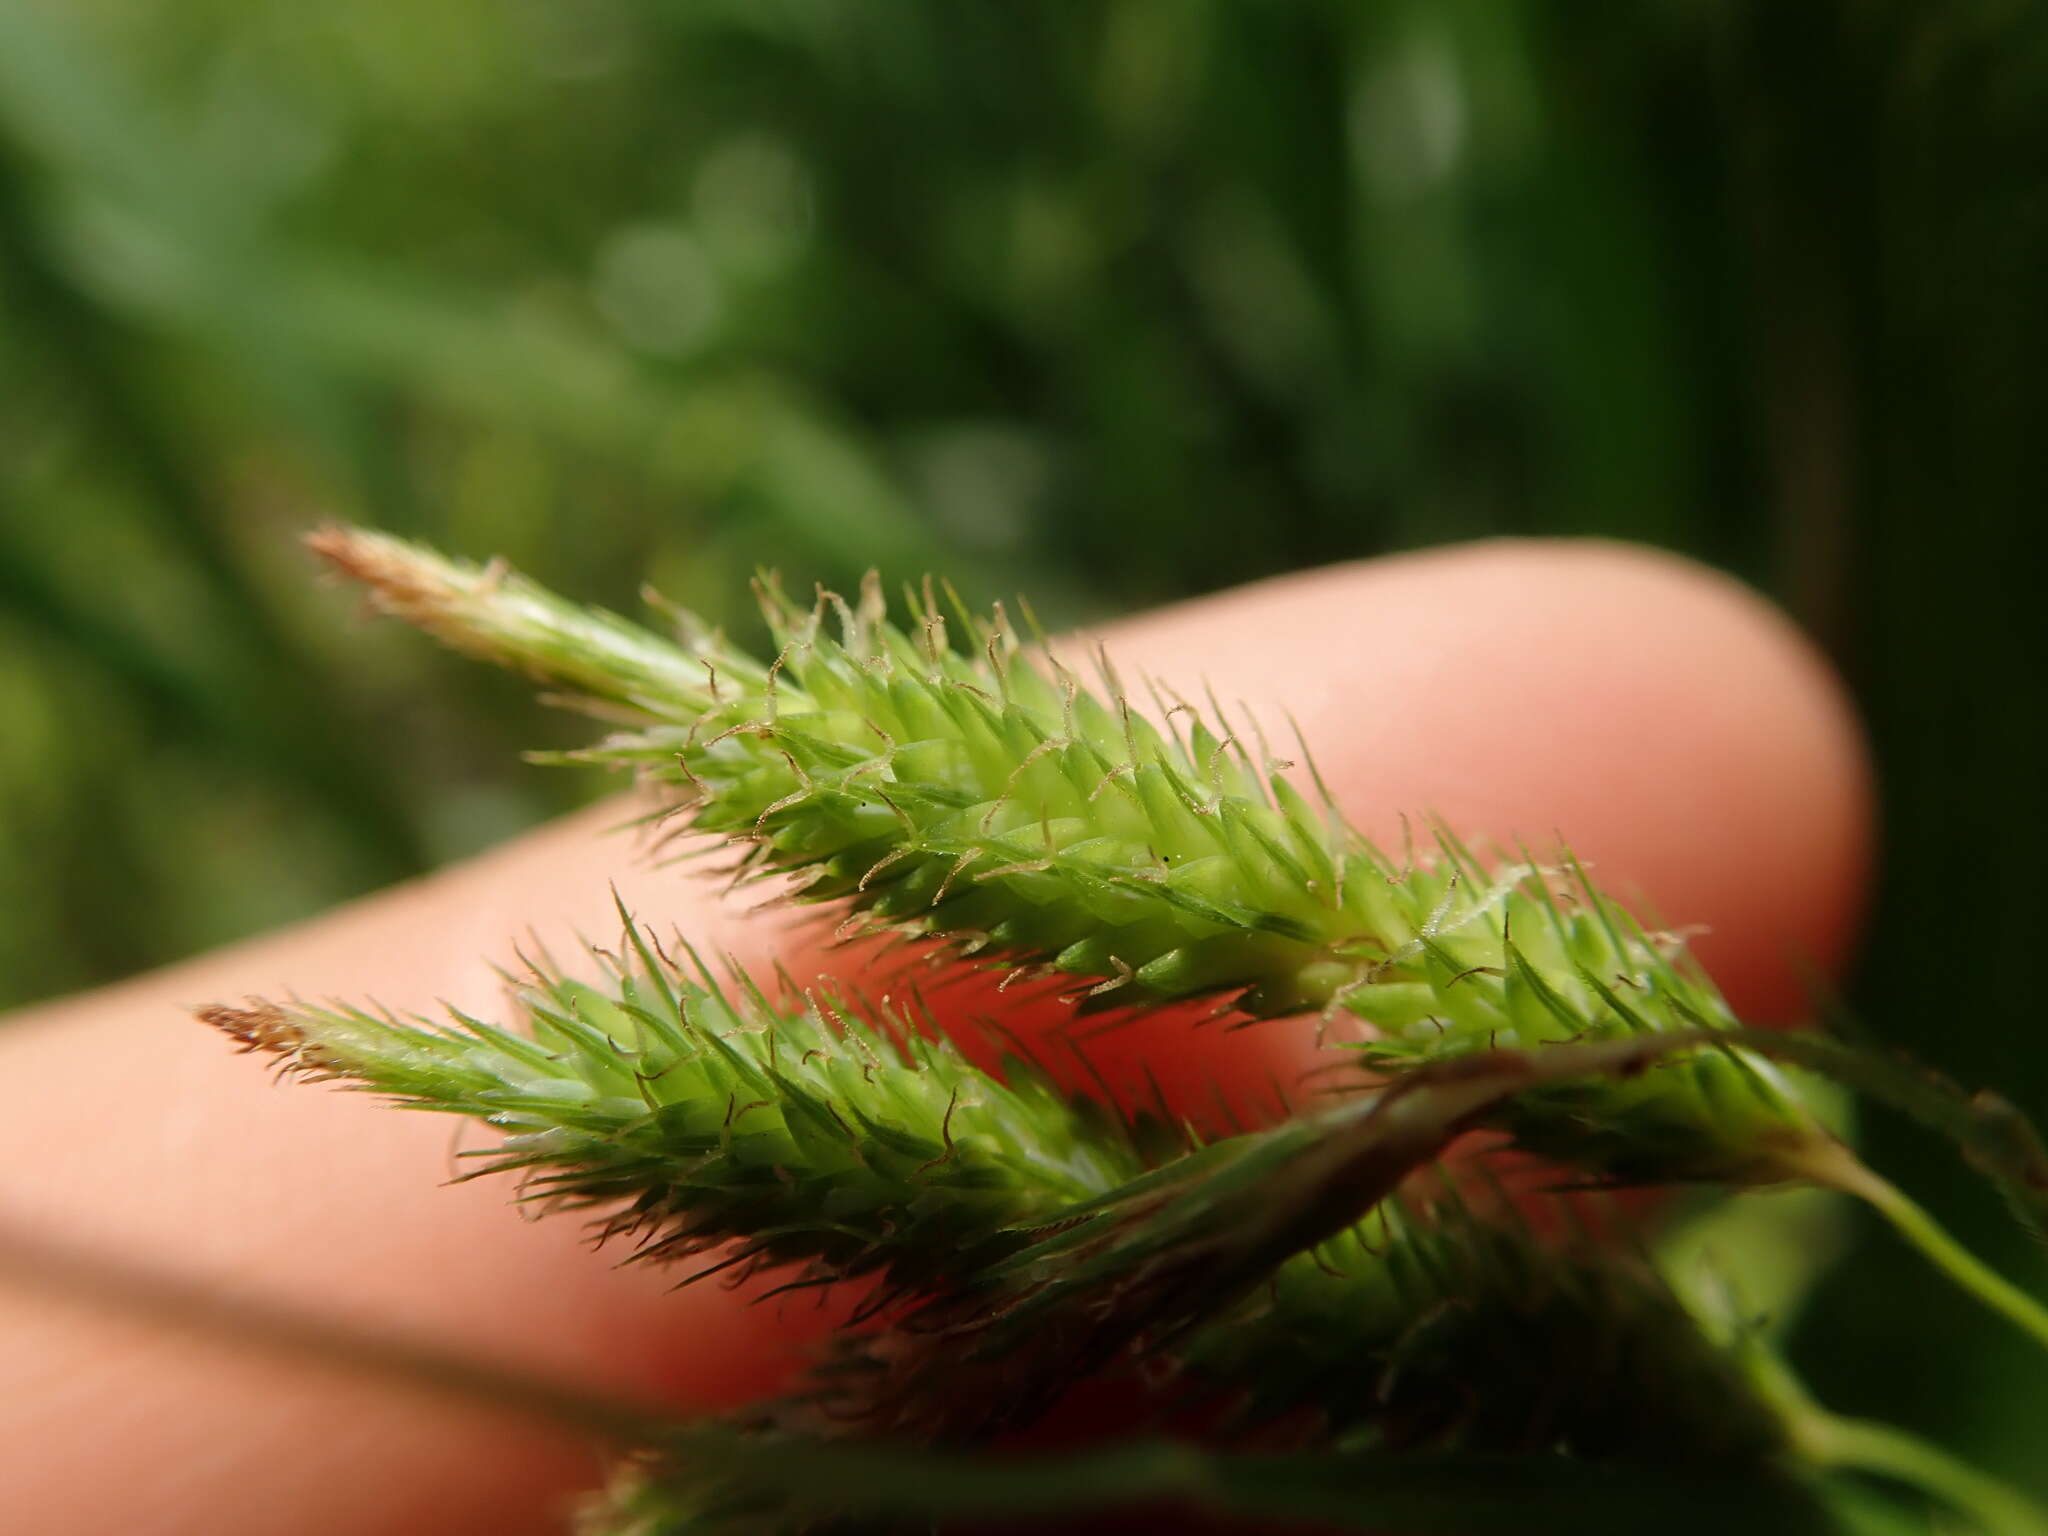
[1807,1414,2048,1536]
[1746,1348,2047,1536]
[1792,1139,2048,1355]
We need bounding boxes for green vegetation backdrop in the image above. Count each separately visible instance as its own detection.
[1,0,2041,1507]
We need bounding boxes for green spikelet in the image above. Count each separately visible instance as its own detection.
[584,1242,1800,1536]
[202,916,1148,1298]
[202,913,1778,1461]
[311,527,1827,1188]
[312,525,1398,1017]
[201,904,2047,1535]
[583,1195,1807,1536]
[1180,1190,1787,1463]
[165,531,2048,1536]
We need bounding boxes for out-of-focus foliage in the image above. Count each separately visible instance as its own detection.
[1,0,2043,1501]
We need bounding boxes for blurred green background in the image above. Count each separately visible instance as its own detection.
[1,0,2042,1503]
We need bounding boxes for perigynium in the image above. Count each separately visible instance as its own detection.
[174,527,2048,1534]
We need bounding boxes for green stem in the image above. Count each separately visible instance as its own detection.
[1793,1140,2048,1357]
[1745,1348,2045,1536]
[1806,1414,2048,1536]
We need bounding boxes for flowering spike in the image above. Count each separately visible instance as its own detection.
[202,920,1795,1467]
[311,528,1830,1189]
[202,950,1149,1299]
[162,531,2048,1536]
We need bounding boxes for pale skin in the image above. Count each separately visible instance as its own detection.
[0,540,1872,1535]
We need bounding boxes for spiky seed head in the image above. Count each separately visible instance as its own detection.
[311,530,1834,1190]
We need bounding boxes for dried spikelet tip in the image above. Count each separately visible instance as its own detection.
[307,524,430,600]
[197,999,306,1057]
[305,524,482,635]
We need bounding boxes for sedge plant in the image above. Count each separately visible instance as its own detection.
[181,528,2048,1534]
